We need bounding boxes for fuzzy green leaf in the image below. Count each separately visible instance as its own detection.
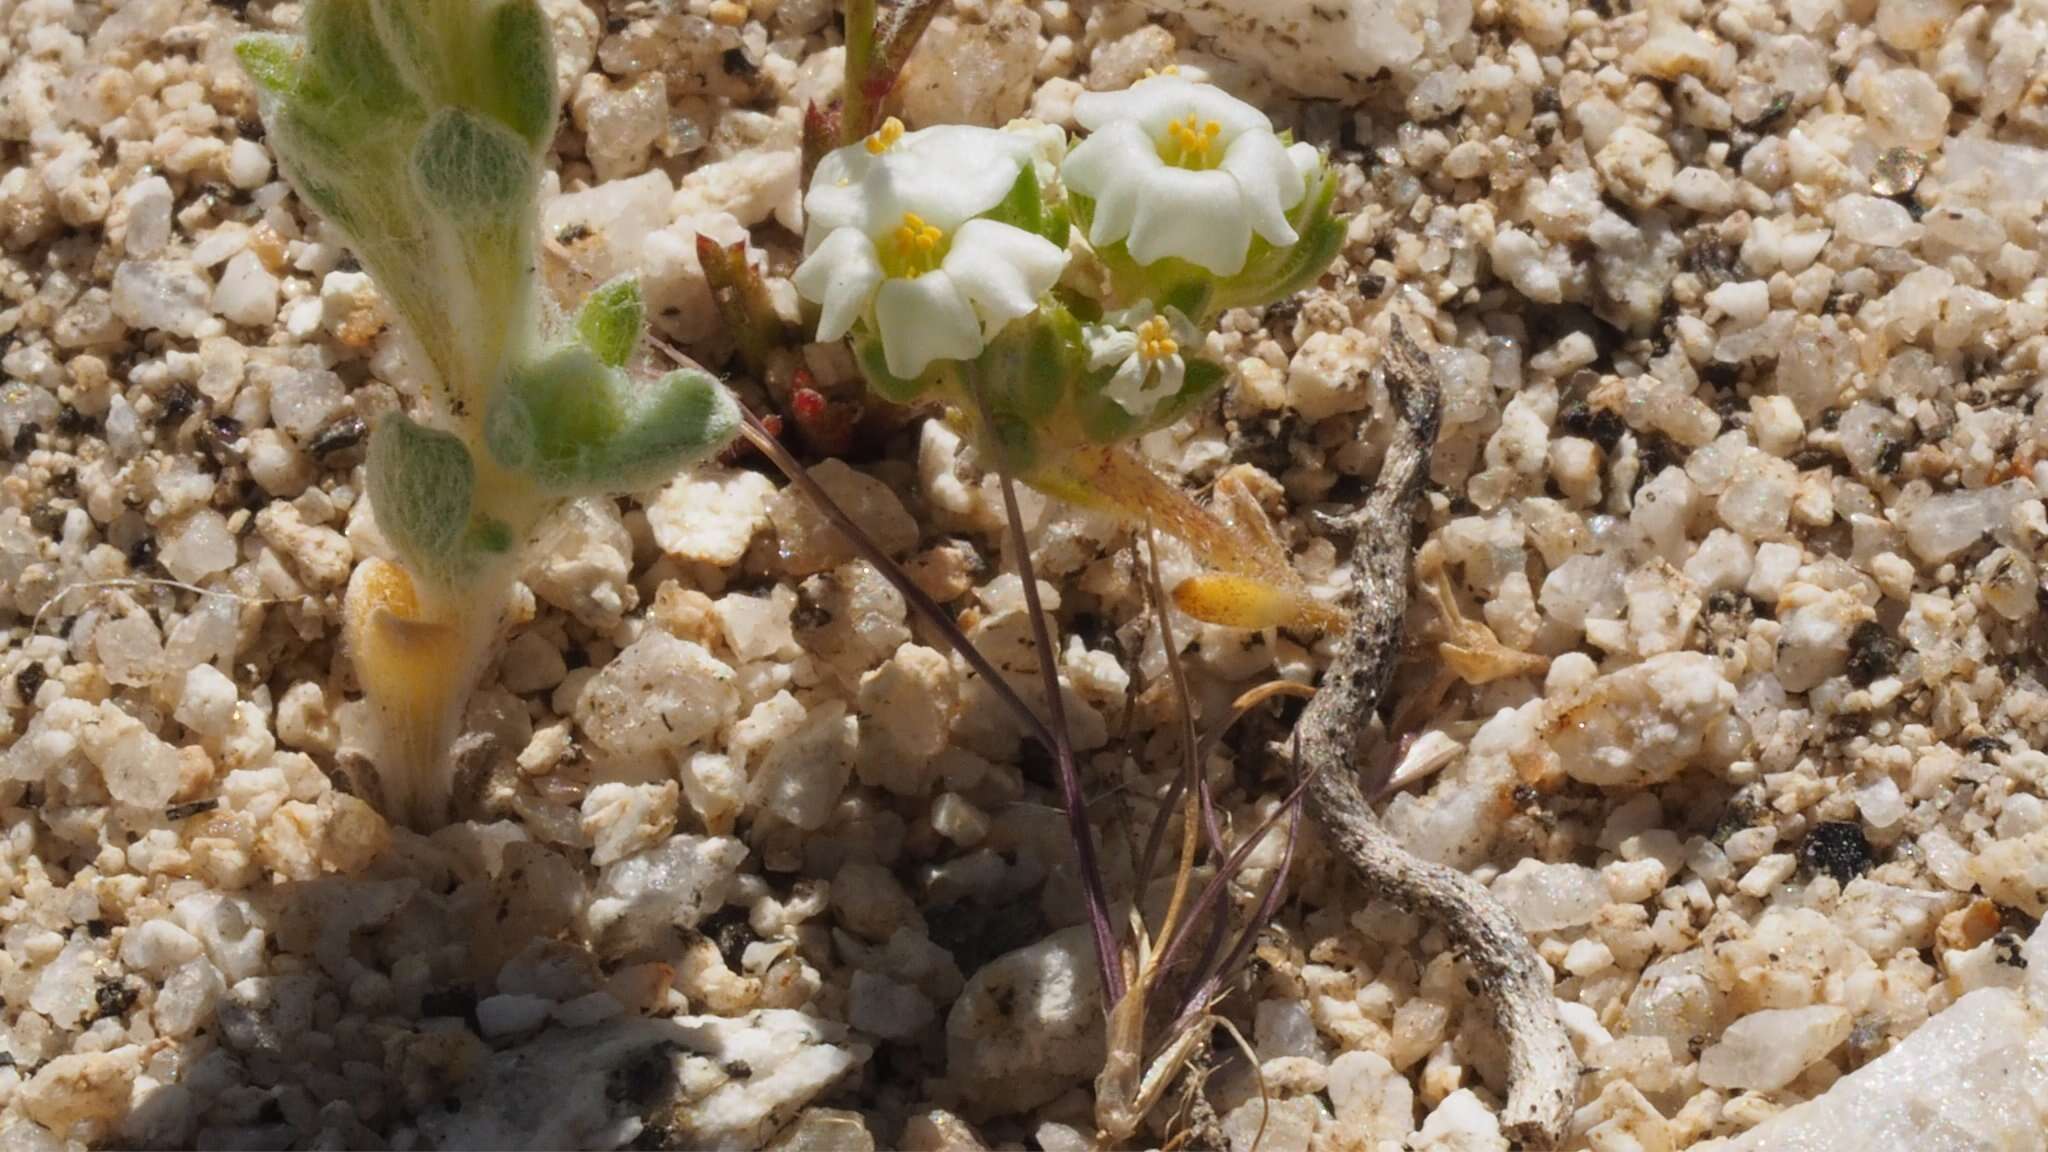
[575,276,645,368]
[235,35,304,98]
[598,369,744,489]
[489,349,740,491]
[413,107,532,218]
[486,344,619,479]
[304,0,419,127]
[367,413,476,581]
[484,0,558,150]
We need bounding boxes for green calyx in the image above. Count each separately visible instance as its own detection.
[1069,155,1343,324]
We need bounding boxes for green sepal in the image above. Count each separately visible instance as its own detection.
[855,334,938,405]
[1076,355,1227,446]
[966,307,1083,474]
[982,166,1070,249]
[575,276,645,368]
[488,346,741,492]
[1069,190,1218,324]
[1213,164,1344,311]
[1070,165,1344,322]
[367,413,477,582]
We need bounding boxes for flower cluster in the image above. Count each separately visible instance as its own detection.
[793,74,1341,471]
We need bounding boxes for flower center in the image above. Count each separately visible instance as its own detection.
[1137,315,1179,364]
[864,116,906,155]
[885,211,948,277]
[1161,114,1223,170]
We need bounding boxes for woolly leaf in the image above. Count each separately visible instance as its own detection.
[367,413,476,581]
[575,276,645,368]
[413,107,532,218]
[235,35,304,98]
[304,0,419,128]
[484,0,557,150]
[596,369,744,489]
[489,350,740,491]
[486,344,621,480]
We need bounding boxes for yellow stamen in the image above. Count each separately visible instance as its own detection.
[890,211,946,275]
[1142,64,1183,78]
[1137,315,1178,363]
[1163,114,1224,167]
[864,116,905,155]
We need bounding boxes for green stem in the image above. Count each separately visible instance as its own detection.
[842,0,878,143]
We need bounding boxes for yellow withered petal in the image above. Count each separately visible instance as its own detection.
[345,559,468,708]
[1171,573,1303,632]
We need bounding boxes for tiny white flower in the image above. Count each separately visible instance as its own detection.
[795,118,1070,380]
[1085,302,1200,418]
[1062,74,1323,276]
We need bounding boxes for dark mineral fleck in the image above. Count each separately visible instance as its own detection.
[1801,821,1873,883]
[1846,620,1900,687]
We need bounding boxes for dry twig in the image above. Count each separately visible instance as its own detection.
[1293,321,1580,1146]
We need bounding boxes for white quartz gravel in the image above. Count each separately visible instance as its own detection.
[4,0,2048,1148]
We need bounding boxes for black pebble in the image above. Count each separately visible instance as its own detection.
[1846,621,1900,687]
[12,663,46,707]
[1801,821,1873,884]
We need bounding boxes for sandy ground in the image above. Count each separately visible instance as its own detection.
[5,0,2048,1149]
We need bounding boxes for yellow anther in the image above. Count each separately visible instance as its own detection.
[865,116,906,155]
[1163,114,1223,166]
[1142,64,1183,78]
[1137,315,1178,362]
[889,212,946,274]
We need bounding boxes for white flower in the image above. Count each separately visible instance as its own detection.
[795,118,1070,380]
[1085,302,1199,418]
[1062,74,1323,277]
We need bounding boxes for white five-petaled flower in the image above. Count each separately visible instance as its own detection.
[1062,74,1323,277]
[1085,302,1200,418]
[794,117,1070,380]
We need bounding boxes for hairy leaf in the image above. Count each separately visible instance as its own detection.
[575,276,645,367]
[486,344,619,478]
[413,107,532,218]
[483,0,557,149]
[235,35,304,97]
[598,369,744,489]
[490,350,741,491]
[367,413,477,581]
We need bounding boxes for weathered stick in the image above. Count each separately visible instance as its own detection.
[1294,322,1580,1146]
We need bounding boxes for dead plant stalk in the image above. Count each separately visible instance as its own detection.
[1293,322,1580,1146]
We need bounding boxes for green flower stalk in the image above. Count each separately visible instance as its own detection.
[238,1,739,829]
